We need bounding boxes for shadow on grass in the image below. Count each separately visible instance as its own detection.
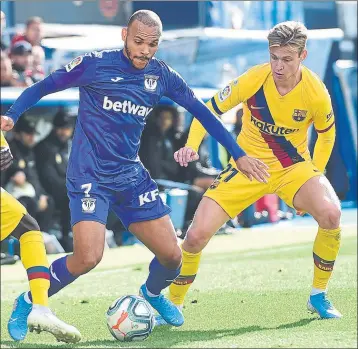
[1,318,316,348]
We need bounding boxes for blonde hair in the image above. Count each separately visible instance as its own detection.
[267,21,308,55]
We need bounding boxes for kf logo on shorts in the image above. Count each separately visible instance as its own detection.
[139,189,159,206]
[81,197,96,213]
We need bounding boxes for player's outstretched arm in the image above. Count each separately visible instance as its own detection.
[4,76,60,124]
[4,55,96,125]
[164,64,269,183]
[185,99,269,183]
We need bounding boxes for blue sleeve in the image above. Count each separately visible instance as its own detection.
[50,54,97,90]
[163,65,196,106]
[5,55,97,123]
[164,65,246,160]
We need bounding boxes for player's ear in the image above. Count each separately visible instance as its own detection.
[122,27,127,42]
[300,49,307,62]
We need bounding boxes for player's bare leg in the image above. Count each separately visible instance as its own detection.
[169,197,229,306]
[66,221,106,276]
[129,215,184,326]
[149,197,231,326]
[293,175,342,319]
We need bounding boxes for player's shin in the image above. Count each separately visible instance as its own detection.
[20,231,50,306]
[312,227,341,293]
[145,257,181,295]
[28,255,78,302]
[169,245,202,306]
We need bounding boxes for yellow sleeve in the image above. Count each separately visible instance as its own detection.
[186,64,271,152]
[312,90,336,173]
[185,81,241,151]
[0,131,9,148]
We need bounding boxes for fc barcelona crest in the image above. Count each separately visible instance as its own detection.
[144,75,159,92]
[292,109,308,122]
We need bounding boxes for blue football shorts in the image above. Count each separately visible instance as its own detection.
[66,163,171,230]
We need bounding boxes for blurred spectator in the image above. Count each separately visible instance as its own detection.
[232,104,243,138]
[4,117,55,233]
[31,45,45,82]
[11,16,44,47]
[141,105,219,231]
[140,105,180,180]
[35,109,75,252]
[10,41,34,87]
[1,51,25,87]
[1,10,7,51]
[176,127,220,191]
[220,105,244,167]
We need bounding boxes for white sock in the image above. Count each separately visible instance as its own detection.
[145,285,159,297]
[311,287,326,296]
[32,304,49,311]
[24,291,32,304]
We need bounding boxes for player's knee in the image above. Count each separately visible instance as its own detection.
[77,255,102,274]
[326,206,341,228]
[12,214,40,240]
[318,205,341,229]
[185,226,209,253]
[72,248,103,274]
[158,245,182,270]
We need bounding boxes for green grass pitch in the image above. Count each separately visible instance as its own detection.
[1,226,357,348]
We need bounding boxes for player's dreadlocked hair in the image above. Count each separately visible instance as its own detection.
[128,10,162,34]
[267,21,308,55]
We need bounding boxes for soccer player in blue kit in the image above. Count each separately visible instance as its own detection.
[1,10,269,339]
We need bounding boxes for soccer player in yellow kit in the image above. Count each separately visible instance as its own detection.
[0,131,81,343]
[164,21,342,323]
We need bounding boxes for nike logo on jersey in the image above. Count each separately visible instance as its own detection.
[250,105,265,110]
[111,77,124,82]
[50,265,61,283]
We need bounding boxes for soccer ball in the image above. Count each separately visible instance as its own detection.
[106,295,155,342]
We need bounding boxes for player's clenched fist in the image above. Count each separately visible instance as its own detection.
[1,115,14,131]
[174,146,200,167]
[235,155,270,183]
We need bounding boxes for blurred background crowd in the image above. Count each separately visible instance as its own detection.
[0,1,356,259]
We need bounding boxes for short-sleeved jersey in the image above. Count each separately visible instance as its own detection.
[188,64,335,170]
[49,50,197,180]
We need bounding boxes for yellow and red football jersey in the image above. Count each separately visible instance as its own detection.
[187,64,335,171]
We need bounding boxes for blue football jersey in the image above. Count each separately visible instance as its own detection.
[50,50,196,180]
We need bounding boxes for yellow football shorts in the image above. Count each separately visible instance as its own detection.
[1,188,27,241]
[204,160,322,218]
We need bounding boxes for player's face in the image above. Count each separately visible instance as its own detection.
[122,20,160,70]
[269,46,307,81]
